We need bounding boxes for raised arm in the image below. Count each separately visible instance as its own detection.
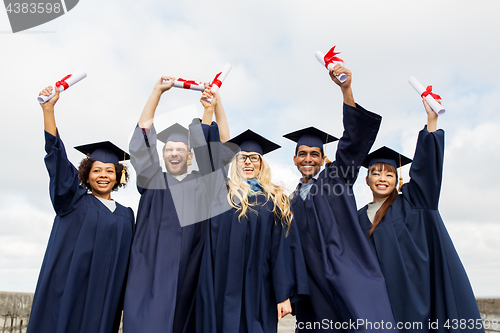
[200,89,216,126]
[424,97,439,132]
[326,65,382,185]
[213,93,230,142]
[403,98,444,209]
[130,77,175,192]
[200,88,230,142]
[330,64,354,107]
[138,76,175,129]
[39,86,60,136]
[198,90,226,172]
[195,91,235,176]
[39,86,86,215]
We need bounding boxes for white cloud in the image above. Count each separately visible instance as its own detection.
[0,200,54,292]
[440,120,500,222]
[444,221,500,297]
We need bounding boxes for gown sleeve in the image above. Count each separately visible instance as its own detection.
[329,103,382,185]
[44,131,87,216]
[189,119,218,175]
[402,126,445,210]
[189,119,233,219]
[271,216,309,304]
[128,124,166,193]
[189,118,235,175]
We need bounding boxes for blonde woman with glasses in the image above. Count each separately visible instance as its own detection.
[196,125,309,333]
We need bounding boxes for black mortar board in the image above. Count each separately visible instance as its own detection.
[74,141,130,164]
[283,126,338,149]
[226,129,280,155]
[157,123,189,147]
[362,146,412,169]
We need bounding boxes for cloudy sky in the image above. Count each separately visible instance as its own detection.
[0,0,499,297]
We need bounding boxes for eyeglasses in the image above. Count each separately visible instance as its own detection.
[236,154,261,163]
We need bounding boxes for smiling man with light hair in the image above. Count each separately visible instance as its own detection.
[123,77,230,333]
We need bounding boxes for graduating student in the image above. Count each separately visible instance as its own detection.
[28,86,135,333]
[196,129,309,333]
[283,65,396,332]
[123,78,229,333]
[357,98,484,332]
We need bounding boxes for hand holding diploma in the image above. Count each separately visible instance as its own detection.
[408,76,445,115]
[162,77,206,91]
[163,63,232,103]
[38,85,60,136]
[203,63,232,103]
[39,86,59,107]
[209,63,232,94]
[37,69,87,103]
[315,46,347,83]
[329,64,352,88]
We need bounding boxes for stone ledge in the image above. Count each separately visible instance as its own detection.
[477,298,500,315]
[0,291,33,317]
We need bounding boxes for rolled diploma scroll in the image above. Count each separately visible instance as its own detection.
[163,78,206,92]
[315,51,347,83]
[204,63,232,103]
[210,63,232,93]
[37,69,87,103]
[408,76,445,115]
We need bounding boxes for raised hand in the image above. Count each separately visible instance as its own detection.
[330,64,355,107]
[329,64,352,88]
[39,86,60,111]
[155,76,176,93]
[423,97,440,132]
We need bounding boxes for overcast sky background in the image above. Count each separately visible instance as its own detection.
[0,0,499,297]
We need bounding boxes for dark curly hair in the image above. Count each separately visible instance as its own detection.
[77,156,129,192]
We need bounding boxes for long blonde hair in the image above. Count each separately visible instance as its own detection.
[227,155,293,233]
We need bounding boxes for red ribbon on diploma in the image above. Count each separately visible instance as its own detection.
[421,86,442,100]
[178,78,201,89]
[324,46,344,69]
[211,72,222,88]
[55,74,72,90]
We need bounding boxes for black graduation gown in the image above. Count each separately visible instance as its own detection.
[196,192,310,333]
[124,120,221,333]
[357,127,484,333]
[27,131,135,333]
[291,103,397,333]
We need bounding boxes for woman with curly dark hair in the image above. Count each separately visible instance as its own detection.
[27,86,135,333]
[77,150,129,193]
